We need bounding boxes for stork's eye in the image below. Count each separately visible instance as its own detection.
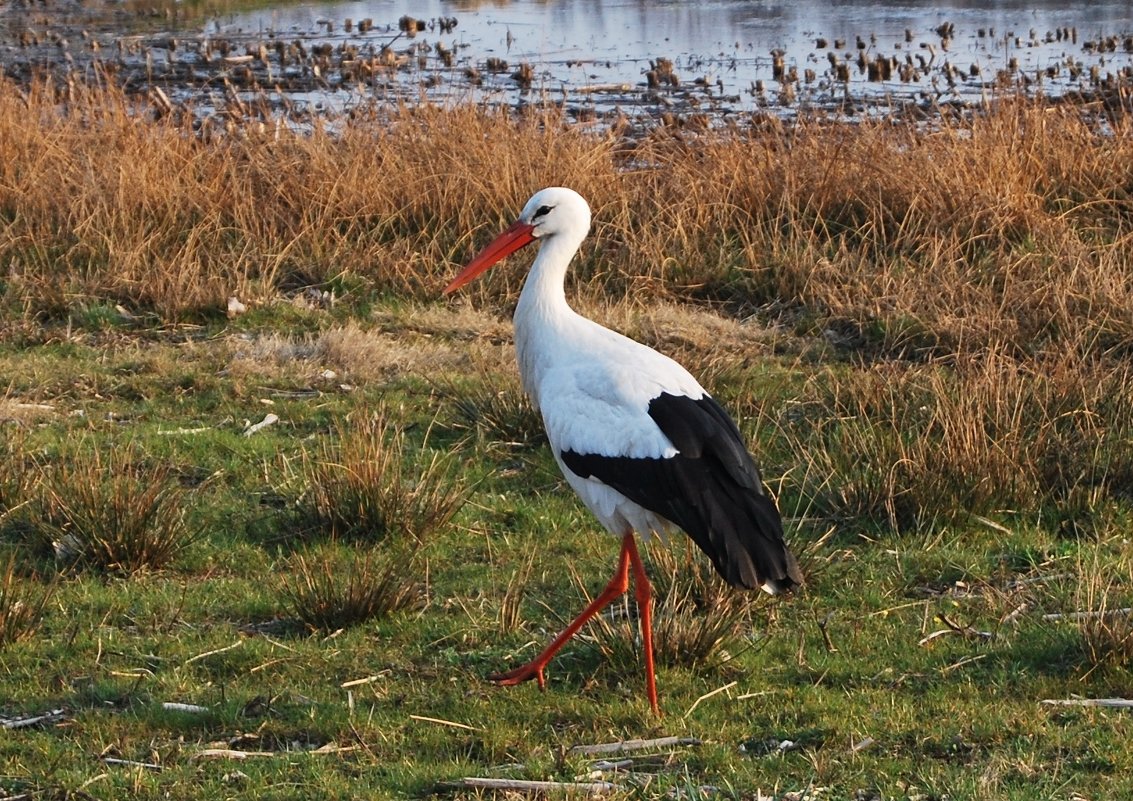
[533,205,553,218]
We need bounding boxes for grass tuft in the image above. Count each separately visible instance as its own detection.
[278,545,424,632]
[497,549,536,635]
[0,555,52,647]
[0,425,37,526]
[1077,550,1133,668]
[594,541,761,671]
[437,364,546,451]
[31,444,193,574]
[293,411,468,544]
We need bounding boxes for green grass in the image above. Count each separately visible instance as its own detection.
[1,303,1131,800]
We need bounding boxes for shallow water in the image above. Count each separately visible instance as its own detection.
[3,0,1131,125]
[208,0,1133,118]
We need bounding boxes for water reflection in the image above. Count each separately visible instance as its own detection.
[213,0,1133,120]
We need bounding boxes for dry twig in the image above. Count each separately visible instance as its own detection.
[0,708,66,729]
[684,681,738,718]
[409,714,478,731]
[184,639,243,665]
[454,778,618,794]
[102,757,163,771]
[1042,608,1132,622]
[568,736,701,756]
[1041,698,1133,709]
[918,613,993,645]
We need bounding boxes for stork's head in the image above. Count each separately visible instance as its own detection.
[443,187,591,294]
[517,186,591,241]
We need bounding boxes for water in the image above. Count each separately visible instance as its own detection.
[201,0,1133,121]
[4,0,1131,124]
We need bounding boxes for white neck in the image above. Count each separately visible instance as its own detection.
[513,229,587,404]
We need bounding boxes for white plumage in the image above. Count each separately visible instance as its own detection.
[509,190,702,538]
[445,187,801,713]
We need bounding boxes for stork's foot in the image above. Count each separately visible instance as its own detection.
[488,663,546,690]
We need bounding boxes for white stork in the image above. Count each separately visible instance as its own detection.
[444,187,802,713]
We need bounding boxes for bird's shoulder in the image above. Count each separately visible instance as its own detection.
[547,325,703,402]
[535,334,705,460]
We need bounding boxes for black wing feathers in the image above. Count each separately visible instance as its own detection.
[561,393,802,592]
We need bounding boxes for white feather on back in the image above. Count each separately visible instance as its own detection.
[534,321,705,461]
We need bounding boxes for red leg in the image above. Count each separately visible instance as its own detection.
[625,536,659,714]
[488,532,635,691]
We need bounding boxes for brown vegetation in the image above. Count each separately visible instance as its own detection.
[1077,549,1133,668]
[0,555,52,647]
[779,350,1133,532]
[1,78,1131,365]
[278,544,425,632]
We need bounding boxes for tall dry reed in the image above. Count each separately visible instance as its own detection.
[3,78,1132,366]
[776,347,1133,533]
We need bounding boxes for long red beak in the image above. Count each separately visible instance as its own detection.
[443,220,537,294]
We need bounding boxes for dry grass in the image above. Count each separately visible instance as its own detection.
[0,78,614,318]
[0,425,37,525]
[497,549,537,635]
[1077,549,1133,668]
[778,347,1133,533]
[278,544,424,632]
[30,444,193,574]
[3,79,1132,368]
[0,555,52,647]
[226,321,473,383]
[292,411,468,544]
